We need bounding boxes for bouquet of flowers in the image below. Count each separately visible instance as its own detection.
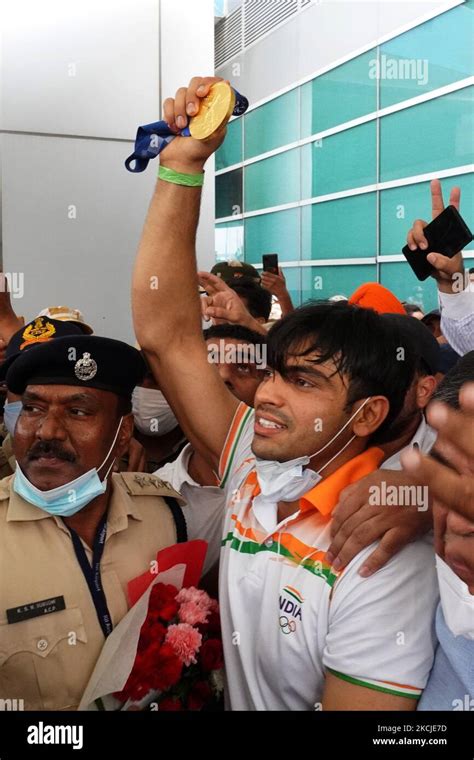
[78,541,224,711]
[115,583,224,711]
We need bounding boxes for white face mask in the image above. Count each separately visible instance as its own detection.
[436,555,474,640]
[132,387,178,437]
[254,397,372,505]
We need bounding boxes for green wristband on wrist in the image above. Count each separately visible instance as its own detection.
[158,165,204,187]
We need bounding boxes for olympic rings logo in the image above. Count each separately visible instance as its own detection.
[279,615,297,635]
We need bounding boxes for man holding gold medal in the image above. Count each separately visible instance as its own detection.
[132,77,438,711]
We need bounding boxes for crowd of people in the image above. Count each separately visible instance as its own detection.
[0,76,473,712]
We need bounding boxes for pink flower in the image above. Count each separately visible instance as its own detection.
[177,587,212,613]
[178,601,210,626]
[165,623,202,666]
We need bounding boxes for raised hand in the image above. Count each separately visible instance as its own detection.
[406,179,464,293]
[198,271,265,333]
[160,76,229,174]
[260,267,294,316]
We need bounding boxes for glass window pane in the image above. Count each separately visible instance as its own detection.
[244,89,298,160]
[216,168,242,219]
[300,264,376,303]
[302,193,376,260]
[245,208,300,264]
[380,87,474,182]
[215,220,244,262]
[216,118,242,171]
[380,262,439,313]
[380,173,474,255]
[380,4,474,109]
[301,49,377,137]
[301,121,376,198]
[244,148,299,212]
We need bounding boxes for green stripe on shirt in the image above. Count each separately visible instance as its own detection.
[327,668,421,699]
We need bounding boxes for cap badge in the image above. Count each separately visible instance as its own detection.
[74,352,98,382]
[20,318,56,350]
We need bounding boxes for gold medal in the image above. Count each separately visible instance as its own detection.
[189,81,236,140]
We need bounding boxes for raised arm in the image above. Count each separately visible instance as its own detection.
[132,77,239,472]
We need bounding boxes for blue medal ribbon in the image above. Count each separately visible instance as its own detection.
[125,87,248,173]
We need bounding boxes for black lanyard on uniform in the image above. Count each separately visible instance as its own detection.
[68,513,113,638]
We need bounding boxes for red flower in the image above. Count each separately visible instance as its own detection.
[159,696,183,711]
[188,681,212,711]
[149,583,179,622]
[200,638,224,673]
[150,642,183,692]
[142,640,165,670]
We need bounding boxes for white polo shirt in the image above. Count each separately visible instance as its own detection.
[217,403,439,711]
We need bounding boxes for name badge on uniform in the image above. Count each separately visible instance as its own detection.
[6,596,66,624]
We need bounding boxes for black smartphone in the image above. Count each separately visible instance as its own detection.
[262,253,279,275]
[402,205,473,281]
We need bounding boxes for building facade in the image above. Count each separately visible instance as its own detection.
[214,0,474,311]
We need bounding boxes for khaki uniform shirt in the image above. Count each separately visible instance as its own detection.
[0,472,185,710]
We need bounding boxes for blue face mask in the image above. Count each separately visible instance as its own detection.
[4,400,23,437]
[13,417,123,517]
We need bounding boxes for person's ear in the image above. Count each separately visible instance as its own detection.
[351,397,390,438]
[116,414,134,458]
[416,374,437,409]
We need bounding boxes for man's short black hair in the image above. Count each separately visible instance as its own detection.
[266,301,417,439]
[203,323,266,345]
[382,313,440,377]
[230,281,272,321]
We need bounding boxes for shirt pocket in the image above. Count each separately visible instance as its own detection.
[0,606,88,710]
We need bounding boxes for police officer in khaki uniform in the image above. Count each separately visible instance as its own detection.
[0,334,187,710]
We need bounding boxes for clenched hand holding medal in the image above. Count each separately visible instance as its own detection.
[125,79,248,173]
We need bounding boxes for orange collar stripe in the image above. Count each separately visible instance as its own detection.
[300,447,385,517]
